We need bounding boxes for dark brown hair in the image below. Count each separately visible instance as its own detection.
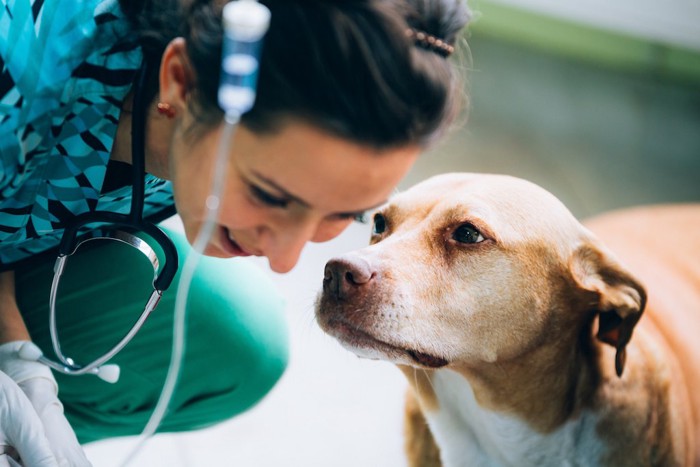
[119,0,470,148]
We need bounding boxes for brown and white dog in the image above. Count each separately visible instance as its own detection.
[315,173,700,467]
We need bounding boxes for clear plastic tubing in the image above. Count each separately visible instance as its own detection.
[119,2,270,465]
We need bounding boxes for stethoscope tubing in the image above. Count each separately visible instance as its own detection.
[49,232,163,375]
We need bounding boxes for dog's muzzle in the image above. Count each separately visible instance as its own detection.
[319,255,449,369]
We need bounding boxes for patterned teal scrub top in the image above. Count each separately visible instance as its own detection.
[0,0,175,268]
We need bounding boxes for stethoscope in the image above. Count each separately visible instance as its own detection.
[18,60,178,383]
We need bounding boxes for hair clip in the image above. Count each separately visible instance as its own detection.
[406,29,455,57]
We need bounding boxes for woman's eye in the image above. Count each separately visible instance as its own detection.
[372,213,387,235]
[250,185,288,208]
[331,212,367,224]
[353,212,369,224]
[452,223,484,244]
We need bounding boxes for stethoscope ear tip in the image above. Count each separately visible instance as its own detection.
[18,341,120,383]
[97,364,120,384]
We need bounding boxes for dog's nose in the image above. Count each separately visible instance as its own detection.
[323,256,376,300]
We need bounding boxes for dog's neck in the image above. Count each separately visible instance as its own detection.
[454,332,598,433]
[425,368,604,467]
[404,325,605,466]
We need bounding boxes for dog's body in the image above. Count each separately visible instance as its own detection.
[316,173,700,467]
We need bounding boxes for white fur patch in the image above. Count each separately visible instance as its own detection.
[424,370,606,467]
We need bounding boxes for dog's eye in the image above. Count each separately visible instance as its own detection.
[452,224,484,244]
[372,213,387,235]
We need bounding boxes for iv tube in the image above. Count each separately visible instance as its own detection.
[119,2,270,464]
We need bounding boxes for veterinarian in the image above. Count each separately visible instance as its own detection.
[0,0,469,464]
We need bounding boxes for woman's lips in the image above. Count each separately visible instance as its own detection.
[220,226,252,257]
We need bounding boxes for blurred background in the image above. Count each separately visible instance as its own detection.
[86,0,700,465]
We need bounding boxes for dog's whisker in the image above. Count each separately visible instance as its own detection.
[423,368,438,394]
[412,366,421,400]
[294,294,326,342]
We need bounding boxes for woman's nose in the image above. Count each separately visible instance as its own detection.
[259,220,319,273]
[260,219,351,273]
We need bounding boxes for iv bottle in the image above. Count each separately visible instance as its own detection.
[218,0,271,115]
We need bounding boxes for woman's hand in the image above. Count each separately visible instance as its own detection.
[0,369,57,466]
[0,342,92,467]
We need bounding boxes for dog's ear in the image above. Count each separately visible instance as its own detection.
[569,243,647,377]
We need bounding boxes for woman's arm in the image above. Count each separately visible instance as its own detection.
[0,270,92,465]
[0,270,31,344]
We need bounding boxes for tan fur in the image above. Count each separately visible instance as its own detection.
[404,384,442,467]
[585,205,700,466]
[399,366,443,466]
[316,174,700,466]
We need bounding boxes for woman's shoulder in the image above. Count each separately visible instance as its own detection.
[0,0,141,191]
[1,0,140,103]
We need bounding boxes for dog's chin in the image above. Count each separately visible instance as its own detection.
[322,317,449,369]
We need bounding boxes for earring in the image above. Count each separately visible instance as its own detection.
[156,102,176,119]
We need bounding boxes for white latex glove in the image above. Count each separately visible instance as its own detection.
[0,369,57,466]
[0,342,92,467]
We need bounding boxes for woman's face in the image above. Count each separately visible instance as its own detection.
[169,120,419,273]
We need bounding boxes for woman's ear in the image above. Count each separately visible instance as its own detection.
[569,242,647,377]
[159,38,195,112]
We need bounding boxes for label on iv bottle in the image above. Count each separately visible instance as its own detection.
[219,84,255,113]
[223,54,258,75]
[219,53,259,113]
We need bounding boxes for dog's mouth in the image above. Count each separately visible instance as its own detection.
[406,349,449,368]
[323,317,449,369]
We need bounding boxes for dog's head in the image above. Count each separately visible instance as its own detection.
[315,173,645,376]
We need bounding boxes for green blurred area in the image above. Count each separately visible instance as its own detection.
[403,0,700,219]
[467,0,700,83]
